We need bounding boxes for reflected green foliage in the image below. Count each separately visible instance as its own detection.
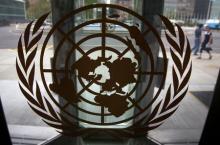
[85,0,97,5]
[26,0,51,19]
[84,0,98,20]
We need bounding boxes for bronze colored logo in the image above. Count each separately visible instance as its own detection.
[16,4,191,137]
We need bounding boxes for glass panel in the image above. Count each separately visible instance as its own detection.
[1,0,219,145]
[154,0,219,144]
[0,0,56,144]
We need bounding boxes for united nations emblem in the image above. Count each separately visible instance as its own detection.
[16,4,191,137]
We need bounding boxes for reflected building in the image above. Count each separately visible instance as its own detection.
[164,0,211,19]
[164,0,195,19]
[210,0,220,19]
[177,0,195,18]
[0,0,25,23]
[193,0,210,19]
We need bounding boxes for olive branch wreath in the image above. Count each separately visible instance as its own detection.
[130,16,192,134]
[16,13,192,137]
[16,13,88,136]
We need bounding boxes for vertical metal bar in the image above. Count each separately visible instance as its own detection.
[101,6,106,59]
[0,97,12,145]
[50,0,78,128]
[134,0,164,126]
[199,69,220,145]
[101,106,105,124]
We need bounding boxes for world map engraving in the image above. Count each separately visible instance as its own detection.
[48,27,146,117]
[72,50,138,117]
